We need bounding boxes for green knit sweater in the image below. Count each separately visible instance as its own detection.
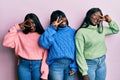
[75,21,119,76]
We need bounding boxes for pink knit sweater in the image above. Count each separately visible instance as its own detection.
[3,24,48,79]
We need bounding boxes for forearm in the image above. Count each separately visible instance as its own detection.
[3,24,20,48]
[109,21,119,34]
[39,25,56,49]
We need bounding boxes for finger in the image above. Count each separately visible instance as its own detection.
[99,18,105,21]
[24,24,31,27]
[56,17,60,22]
[55,17,63,24]
[23,20,28,24]
[70,72,74,75]
[58,19,63,24]
[58,16,62,20]
[104,15,109,17]
[99,15,104,18]
[24,19,31,24]
[70,71,74,75]
[99,16,106,21]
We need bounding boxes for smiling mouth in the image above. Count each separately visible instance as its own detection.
[94,19,100,23]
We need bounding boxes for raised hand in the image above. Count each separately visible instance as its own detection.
[52,16,63,27]
[19,19,31,30]
[99,15,112,23]
[104,15,112,23]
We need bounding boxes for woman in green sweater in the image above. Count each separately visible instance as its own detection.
[75,8,119,80]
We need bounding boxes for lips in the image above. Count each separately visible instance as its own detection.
[93,18,100,24]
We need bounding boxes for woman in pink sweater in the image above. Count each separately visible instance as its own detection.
[3,13,48,80]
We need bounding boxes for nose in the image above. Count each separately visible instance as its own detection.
[28,22,33,27]
[95,16,99,20]
[28,22,31,26]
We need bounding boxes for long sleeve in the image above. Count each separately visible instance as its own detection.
[38,25,57,49]
[75,31,88,76]
[70,57,78,72]
[3,24,20,48]
[103,21,119,35]
[41,49,49,79]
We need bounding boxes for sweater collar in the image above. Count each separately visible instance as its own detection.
[50,25,68,30]
[82,23,97,30]
[58,26,69,30]
[87,25,97,30]
[58,26,67,29]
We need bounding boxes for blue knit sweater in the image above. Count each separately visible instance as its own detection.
[38,25,77,72]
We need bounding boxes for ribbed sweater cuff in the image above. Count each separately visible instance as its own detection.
[41,74,48,80]
[82,71,88,76]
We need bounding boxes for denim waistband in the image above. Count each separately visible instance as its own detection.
[19,57,42,62]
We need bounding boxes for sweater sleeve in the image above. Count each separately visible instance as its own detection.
[103,21,119,35]
[40,49,49,79]
[75,31,88,76]
[70,58,78,72]
[2,24,20,48]
[70,31,78,72]
[38,25,57,49]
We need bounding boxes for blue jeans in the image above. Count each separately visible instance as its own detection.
[18,57,42,80]
[86,55,106,80]
[49,58,75,80]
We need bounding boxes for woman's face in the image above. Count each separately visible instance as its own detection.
[90,11,102,26]
[25,18,36,32]
[58,17,67,28]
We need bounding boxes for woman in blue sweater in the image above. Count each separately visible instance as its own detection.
[38,10,77,80]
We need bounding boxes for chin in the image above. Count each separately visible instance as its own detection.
[58,25,65,28]
[93,24,97,26]
[91,22,97,26]
[32,29,36,32]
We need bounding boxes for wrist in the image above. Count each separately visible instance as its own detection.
[83,75,89,80]
[52,23,58,27]
[107,20,112,23]
[52,22,58,27]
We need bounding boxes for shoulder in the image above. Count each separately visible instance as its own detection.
[75,28,86,38]
[67,26,76,32]
[44,25,55,32]
[43,25,57,36]
[76,28,86,34]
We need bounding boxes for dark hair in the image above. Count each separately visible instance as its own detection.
[24,13,44,34]
[50,10,69,25]
[78,8,103,33]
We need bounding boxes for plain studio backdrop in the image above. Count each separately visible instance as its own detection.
[0,0,120,80]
